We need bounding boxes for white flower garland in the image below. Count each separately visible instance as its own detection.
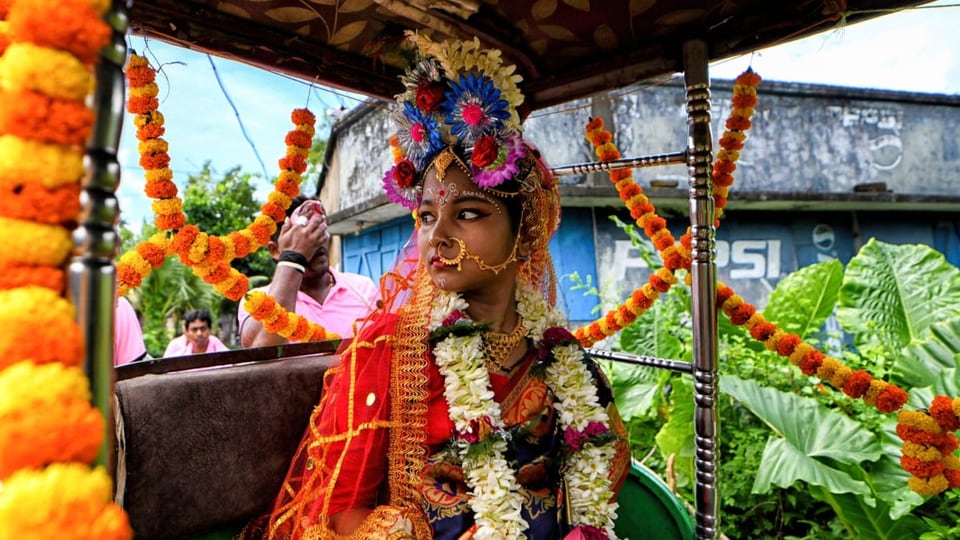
[428,283,620,540]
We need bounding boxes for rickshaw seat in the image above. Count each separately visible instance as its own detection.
[113,344,339,540]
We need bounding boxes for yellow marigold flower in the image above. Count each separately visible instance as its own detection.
[296,123,316,138]
[0,43,91,101]
[764,329,786,352]
[829,365,853,389]
[144,167,174,183]
[118,251,151,276]
[286,145,309,159]
[944,455,959,469]
[902,441,943,462]
[0,135,84,189]
[0,361,90,416]
[898,410,944,433]
[907,474,948,496]
[816,357,842,381]
[138,138,168,154]
[716,148,740,162]
[128,81,159,98]
[0,463,132,540]
[0,217,72,267]
[133,110,164,128]
[954,397,960,420]
[187,233,209,264]
[655,267,678,285]
[267,190,292,208]
[150,197,182,215]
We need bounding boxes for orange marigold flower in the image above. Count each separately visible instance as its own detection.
[585,117,604,132]
[248,221,273,246]
[144,180,178,199]
[0,180,80,224]
[0,89,94,146]
[617,304,637,325]
[900,455,944,479]
[944,468,960,489]
[0,399,103,478]
[597,147,620,161]
[285,129,312,149]
[730,303,756,326]
[897,424,947,447]
[619,183,642,200]
[289,317,312,342]
[135,241,166,268]
[938,433,959,455]
[589,130,613,146]
[0,263,64,292]
[714,195,728,209]
[604,311,618,329]
[126,95,159,115]
[653,234,674,252]
[842,370,873,398]
[588,323,606,342]
[649,273,671,294]
[155,212,185,231]
[291,108,316,126]
[748,321,776,342]
[930,395,960,432]
[126,65,155,87]
[229,231,253,258]
[262,201,287,223]
[139,152,170,169]
[716,284,734,305]
[876,385,908,413]
[264,310,290,333]
[735,69,762,86]
[731,94,759,109]
[776,333,801,357]
[609,169,631,182]
[117,263,143,290]
[643,215,666,237]
[8,0,111,64]
[0,314,83,370]
[171,225,200,259]
[275,172,301,197]
[279,154,307,174]
[713,160,736,174]
[799,350,825,376]
[725,116,751,131]
[719,134,745,150]
[136,122,165,141]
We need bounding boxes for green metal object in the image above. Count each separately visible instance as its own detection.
[614,463,696,540]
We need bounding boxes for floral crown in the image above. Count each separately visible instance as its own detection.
[382,32,527,210]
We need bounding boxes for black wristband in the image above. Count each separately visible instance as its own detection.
[279,250,309,267]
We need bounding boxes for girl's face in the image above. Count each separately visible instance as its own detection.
[417,163,521,297]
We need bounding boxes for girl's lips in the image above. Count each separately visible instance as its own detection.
[430,255,449,268]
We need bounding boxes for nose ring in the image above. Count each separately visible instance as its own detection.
[436,238,467,270]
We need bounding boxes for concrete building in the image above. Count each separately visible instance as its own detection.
[319,79,960,326]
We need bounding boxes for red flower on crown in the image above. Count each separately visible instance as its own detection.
[471,135,499,168]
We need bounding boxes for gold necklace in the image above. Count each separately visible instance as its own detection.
[482,317,526,372]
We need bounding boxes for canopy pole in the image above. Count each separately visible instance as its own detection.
[69,0,130,473]
[683,39,719,540]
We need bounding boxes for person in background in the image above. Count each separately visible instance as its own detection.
[114,295,147,366]
[237,196,380,348]
[163,308,229,357]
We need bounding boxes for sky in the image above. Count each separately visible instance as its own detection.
[116,1,960,230]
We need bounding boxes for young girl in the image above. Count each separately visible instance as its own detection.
[247,32,630,540]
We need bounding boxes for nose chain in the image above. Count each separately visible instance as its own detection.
[436,234,521,275]
[482,316,526,373]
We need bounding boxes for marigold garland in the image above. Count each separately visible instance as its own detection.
[242,291,340,342]
[117,53,319,305]
[0,0,132,536]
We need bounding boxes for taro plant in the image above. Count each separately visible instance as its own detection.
[599,228,960,539]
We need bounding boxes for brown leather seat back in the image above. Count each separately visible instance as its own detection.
[114,346,338,540]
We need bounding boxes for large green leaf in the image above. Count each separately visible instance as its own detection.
[763,259,843,341]
[721,376,881,462]
[605,361,662,421]
[838,239,960,351]
[753,438,871,496]
[895,317,960,390]
[655,377,695,478]
[720,376,882,495]
[812,488,926,540]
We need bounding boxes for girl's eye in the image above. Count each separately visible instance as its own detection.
[458,209,482,220]
[419,211,436,223]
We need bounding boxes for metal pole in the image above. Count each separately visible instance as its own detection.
[69,0,130,472]
[682,39,719,540]
[550,151,687,177]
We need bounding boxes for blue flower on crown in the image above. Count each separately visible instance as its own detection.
[395,101,445,170]
[442,73,511,147]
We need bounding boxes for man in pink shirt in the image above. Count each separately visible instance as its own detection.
[115,296,147,366]
[163,309,229,357]
[238,196,379,347]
